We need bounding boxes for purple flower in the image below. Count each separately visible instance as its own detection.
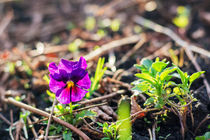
[48,57,91,104]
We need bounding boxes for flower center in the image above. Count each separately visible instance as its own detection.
[66,81,74,89]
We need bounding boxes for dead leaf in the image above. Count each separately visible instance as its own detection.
[131,96,146,122]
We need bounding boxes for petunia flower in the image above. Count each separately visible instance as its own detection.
[48,57,91,104]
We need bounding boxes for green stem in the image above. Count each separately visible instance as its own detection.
[69,102,73,116]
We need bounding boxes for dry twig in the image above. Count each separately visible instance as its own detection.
[45,99,57,140]
[134,16,210,58]
[116,34,147,66]
[78,90,125,105]
[0,11,13,36]
[0,113,11,125]
[194,114,210,134]
[84,35,141,61]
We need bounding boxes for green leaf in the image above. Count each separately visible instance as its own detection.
[195,136,205,140]
[132,82,150,93]
[152,62,168,72]
[97,122,103,127]
[160,67,177,82]
[195,132,210,140]
[176,67,185,84]
[189,71,205,84]
[204,132,210,139]
[134,64,147,72]
[141,59,153,70]
[165,81,177,87]
[102,137,111,140]
[144,97,155,105]
[135,73,156,85]
[63,130,72,140]
[75,110,96,121]
[155,97,164,109]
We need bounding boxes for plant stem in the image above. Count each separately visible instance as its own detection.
[69,102,73,120]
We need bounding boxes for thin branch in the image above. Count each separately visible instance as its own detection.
[84,35,141,61]
[78,90,125,105]
[0,11,13,36]
[148,128,153,140]
[83,118,103,134]
[0,113,11,125]
[134,16,210,58]
[152,121,157,140]
[4,97,90,140]
[27,117,38,138]
[194,114,210,134]
[45,99,57,140]
[116,34,146,66]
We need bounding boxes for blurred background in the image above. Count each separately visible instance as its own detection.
[1,0,210,49]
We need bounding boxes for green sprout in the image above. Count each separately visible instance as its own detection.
[68,39,83,52]
[85,16,96,31]
[98,122,120,140]
[110,19,121,32]
[132,57,205,138]
[118,98,132,140]
[48,103,96,139]
[86,57,107,98]
[172,6,190,28]
[132,57,204,109]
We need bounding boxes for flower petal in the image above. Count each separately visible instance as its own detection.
[76,72,91,89]
[56,88,71,104]
[49,76,66,93]
[48,62,58,75]
[77,57,87,69]
[70,68,87,83]
[71,86,88,102]
[56,86,87,103]
[59,59,78,73]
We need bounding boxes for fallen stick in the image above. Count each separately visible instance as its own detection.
[45,99,57,140]
[78,90,125,105]
[134,16,210,58]
[116,33,146,66]
[4,97,90,140]
[84,35,141,61]
[0,113,11,125]
[0,11,13,36]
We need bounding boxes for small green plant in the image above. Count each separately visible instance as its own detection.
[47,103,96,139]
[132,57,204,109]
[118,98,132,140]
[86,57,107,98]
[132,57,205,138]
[98,122,120,140]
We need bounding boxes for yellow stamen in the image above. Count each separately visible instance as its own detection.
[67,81,74,89]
